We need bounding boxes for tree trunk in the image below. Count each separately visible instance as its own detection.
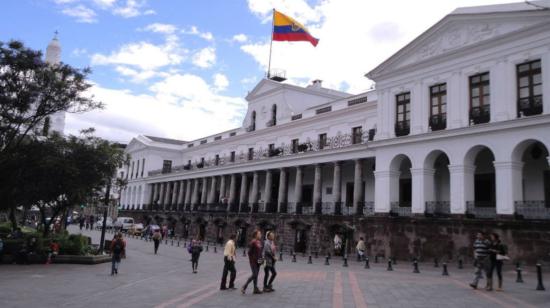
[9,207,18,231]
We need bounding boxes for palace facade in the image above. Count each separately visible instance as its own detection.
[118,2,550,262]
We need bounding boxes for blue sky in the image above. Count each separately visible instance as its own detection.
[0,0,517,143]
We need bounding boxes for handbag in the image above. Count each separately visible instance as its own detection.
[496,254,509,261]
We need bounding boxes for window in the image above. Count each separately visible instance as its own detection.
[248,148,254,160]
[229,132,236,137]
[214,136,222,141]
[248,111,256,132]
[291,139,299,153]
[517,59,542,116]
[271,104,277,126]
[200,139,207,144]
[429,83,447,131]
[269,143,275,152]
[291,114,302,121]
[162,160,172,174]
[352,126,362,144]
[319,133,327,149]
[395,92,410,136]
[348,96,368,106]
[187,143,194,148]
[215,154,220,166]
[136,160,140,179]
[120,171,124,179]
[468,73,490,125]
[230,151,235,162]
[131,161,135,179]
[141,158,145,177]
[316,106,332,114]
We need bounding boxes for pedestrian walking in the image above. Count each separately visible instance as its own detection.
[241,230,263,295]
[262,231,277,292]
[356,237,366,261]
[79,216,85,231]
[190,237,203,273]
[110,232,125,275]
[469,232,490,290]
[220,234,237,290]
[89,215,95,230]
[488,233,508,291]
[334,233,342,256]
[152,228,161,254]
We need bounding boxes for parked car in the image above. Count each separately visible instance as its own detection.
[95,217,114,230]
[128,223,144,236]
[114,217,134,232]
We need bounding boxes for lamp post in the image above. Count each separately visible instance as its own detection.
[99,177,112,254]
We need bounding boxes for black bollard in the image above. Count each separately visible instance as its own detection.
[442,263,449,276]
[243,249,246,257]
[171,240,174,246]
[364,257,370,269]
[165,239,168,245]
[434,258,439,268]
[413,260,420,273]
[387,259,393,271]
[279,251,283,262]
[177,241,180,247]
[214,246,217,253]
[536,263,545,291]
[515,262,524,283]
[458,259,463,269]
[343,256,348,267]
[374,255,379,263]
[308,255,313,264]
[206,245,209,252]
[292,253,297,263]
[315,251,318,258]
[325,255,330,265]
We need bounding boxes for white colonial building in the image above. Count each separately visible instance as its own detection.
[118,2,550,256]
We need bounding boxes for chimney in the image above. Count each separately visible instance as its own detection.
[311,79,323,88]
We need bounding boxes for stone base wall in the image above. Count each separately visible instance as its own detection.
[120,211,550,264]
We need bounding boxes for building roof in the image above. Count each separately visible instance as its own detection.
[451,0,550,15]
[144,135,187,145]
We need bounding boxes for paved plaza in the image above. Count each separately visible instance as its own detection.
[0,228,548,308]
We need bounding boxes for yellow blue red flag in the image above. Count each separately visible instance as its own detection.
[272,10,319,47]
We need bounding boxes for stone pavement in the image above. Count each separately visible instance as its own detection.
[0,227,548,308]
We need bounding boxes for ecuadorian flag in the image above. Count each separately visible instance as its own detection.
[273,10,319,47]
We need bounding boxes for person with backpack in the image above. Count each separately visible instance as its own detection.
[190,237,203,274]
[241,230,263,295]
[262,231,277,292]
[109,233,125,276]
[488,233,508,291]
[152,229,162,254]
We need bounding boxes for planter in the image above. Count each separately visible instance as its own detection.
[52,254,112,265]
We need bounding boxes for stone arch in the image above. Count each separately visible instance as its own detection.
[233,218,250,248]
[463,145,496,217]
[388,154,413,210]
[423,150,451,215]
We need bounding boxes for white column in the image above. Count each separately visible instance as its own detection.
[171,181,179,206]
[200,178,208,205]
[191,179,199,206]
[249,172,259,204]
[411,82,423,135]
[278,168,288,212]
[457,69,469,128]
[332,162,342,204]
[228,174,237,207]
[177,180,185,206]
[219,176,226,203]
[493,161,523,215]
[208,176,217,204]
[184,180,192,206]
[374,170,399,213]
[294,166,303,204]
[353,159,364,214]
[448,71,462,129]
[449,164,475,214]
[313,164,322,206]
[542,50,550,115]
[158,183,166,207]
[411,168,436,214]
[239,173,248,210]
[264,170,273,206]
[375,89,390,140]
[491,58,516,121]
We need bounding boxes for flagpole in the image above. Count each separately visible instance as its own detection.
[267,8,275,79]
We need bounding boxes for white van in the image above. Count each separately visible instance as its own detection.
[114,217,134,232]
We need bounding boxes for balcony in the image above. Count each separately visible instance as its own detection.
[429,113,446,131]
[390,202,412,217]
[469,105,490,125]
[394,121,410,137]
[518,95,542,117]
[514,201,550,220]
[425,201,450,217]
[466,201,496,219]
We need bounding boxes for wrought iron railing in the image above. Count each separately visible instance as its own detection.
[515,201,550,220]
[148,132,371,177]
[395,121,410,137]
[390,202,412,217]
[469,105,490,125]
[425,201,451,216]
[466,201,496,219]
[429,113,447,131]
[518,95,542,117]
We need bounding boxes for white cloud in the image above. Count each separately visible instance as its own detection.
[72,48,88,57]
[182,26,214,41]
[244,0,517,93]
[61,4,97,23]
[213,73,229,92]
[113,0,145,18]
[54,0,78,4]
[232,33,248,43]
[240,76,258,85]
[66,74,246,142]
[143,23,176,34]
[91,41,184,70]
[93,0,116,9]
[192,47,216,68]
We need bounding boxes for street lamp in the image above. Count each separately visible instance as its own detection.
[98,177,112,254]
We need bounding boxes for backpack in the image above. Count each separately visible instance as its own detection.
[112,241,122,255]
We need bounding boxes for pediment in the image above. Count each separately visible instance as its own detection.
[368,12,550,79]
[245,79,281,101]
[126,137,148,153]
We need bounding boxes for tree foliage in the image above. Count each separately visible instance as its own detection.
[0,40,102,156]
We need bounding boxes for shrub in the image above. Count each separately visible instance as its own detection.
[57,234,90,255]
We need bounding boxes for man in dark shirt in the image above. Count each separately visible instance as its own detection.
[470,232,490,289]
[241,230,263,294]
